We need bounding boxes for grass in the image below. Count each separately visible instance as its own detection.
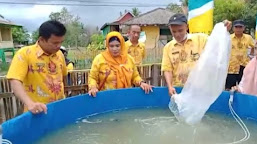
[68,48,103,69]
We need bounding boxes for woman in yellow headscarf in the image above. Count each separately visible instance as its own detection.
[88,31,153,97]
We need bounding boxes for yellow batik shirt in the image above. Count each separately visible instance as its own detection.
[161,33,208,87]
[88,54,142,90]
[125,40,146,65]
[228,33,255,74]
[7,43,68,106]
[67,63,74,71]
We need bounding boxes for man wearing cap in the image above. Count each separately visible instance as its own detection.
[225,20,255,90]
[161,14,232,96]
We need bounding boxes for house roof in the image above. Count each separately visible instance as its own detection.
[0,17,21,27]
[113,11,134,23]
[100,12,134,30]
[100,22,119,30]
[124,8,175,26]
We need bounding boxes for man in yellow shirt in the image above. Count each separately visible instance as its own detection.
[161,14,231,96]
[7,20,67,114]
[125,25,146,65]
[225,20,255,90]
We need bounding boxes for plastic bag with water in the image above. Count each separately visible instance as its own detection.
[169,23,232,125]
[169,98,181,122]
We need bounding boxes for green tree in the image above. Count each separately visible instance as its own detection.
[31,29,39,43]
[131,7,141,16]
[49,7,73,25]
[87,34,105,50]
[11,27,30,44]
[49,12,61,22]
[241,0,257,32]
[49,7,88,48]
[64,20,86,48]
[90,34,104,44]
[214,0,257,32]
[167,3,183,13]
[214,0,245,24]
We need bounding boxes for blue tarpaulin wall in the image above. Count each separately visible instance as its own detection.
[2,87,257,144]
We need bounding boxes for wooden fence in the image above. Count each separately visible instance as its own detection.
[0,63,166,123]
[0,76,24,123]
[144,47,164,64]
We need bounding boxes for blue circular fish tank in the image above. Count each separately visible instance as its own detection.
[2,87,257,144]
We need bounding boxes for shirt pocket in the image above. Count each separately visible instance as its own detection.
[190,50,200,62]
[170,50,180,65]
[33,62,46,74]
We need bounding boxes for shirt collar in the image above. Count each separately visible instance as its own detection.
[232,33,246,39]
[35,42,57,58]
[128,40,140,47]
[174,33,192,45]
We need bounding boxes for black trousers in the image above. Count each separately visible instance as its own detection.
[225,65,245,89]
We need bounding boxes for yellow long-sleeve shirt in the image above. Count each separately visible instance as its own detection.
[88,54,142,91]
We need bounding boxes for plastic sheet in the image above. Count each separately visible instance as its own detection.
[169,23,232,125]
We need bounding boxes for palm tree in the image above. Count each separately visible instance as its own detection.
[131,7,141,17]
[120,9,129,16]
